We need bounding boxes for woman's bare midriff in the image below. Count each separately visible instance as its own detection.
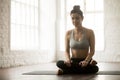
[71,48,89,59]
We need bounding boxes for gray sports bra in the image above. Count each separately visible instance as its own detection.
[70,30,89,49]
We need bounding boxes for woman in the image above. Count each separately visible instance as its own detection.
[56,5,99,75]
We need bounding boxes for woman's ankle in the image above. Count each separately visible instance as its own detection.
[57,69,63,75]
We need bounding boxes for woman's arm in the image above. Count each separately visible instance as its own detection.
[65,31,71,62]
[80,29,95,67]
[85,29,95,62]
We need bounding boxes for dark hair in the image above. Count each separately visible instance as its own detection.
[70,5,83,18]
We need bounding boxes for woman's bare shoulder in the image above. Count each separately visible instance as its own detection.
[66,29,73,35]
[83,27,94,34]
[83,27,94,39]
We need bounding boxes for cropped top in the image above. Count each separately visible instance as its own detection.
[70,30,89,49]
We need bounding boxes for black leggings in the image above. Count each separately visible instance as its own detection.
[56,58,99,74]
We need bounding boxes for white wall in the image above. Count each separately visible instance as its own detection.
[0,0,10,68]
[93,0,120,62]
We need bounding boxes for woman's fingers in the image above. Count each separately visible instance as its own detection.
[79,61,88,67]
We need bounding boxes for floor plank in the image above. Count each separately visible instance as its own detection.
[0,62,120,80]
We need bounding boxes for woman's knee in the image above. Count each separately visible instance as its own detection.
[56,60,64,68]
[92,66,99,73]
[85,65,99,74]
[95,66,99,72]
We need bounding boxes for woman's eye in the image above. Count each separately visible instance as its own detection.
[72,17,79,20]
[72,18,75,20]
[76,17,79,20]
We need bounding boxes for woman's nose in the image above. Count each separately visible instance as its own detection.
[73,19,77,22]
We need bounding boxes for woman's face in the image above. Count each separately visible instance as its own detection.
[70,13,83,27]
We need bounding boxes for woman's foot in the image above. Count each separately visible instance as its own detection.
[57,69,63,75]
[90,60,97,66]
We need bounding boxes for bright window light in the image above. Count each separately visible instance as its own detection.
[10,0,39,50]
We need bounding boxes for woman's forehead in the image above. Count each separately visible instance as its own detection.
[71,13,80,17]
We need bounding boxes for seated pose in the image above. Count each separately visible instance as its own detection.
[56,5,99,75]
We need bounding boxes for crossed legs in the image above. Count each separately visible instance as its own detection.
[56,58,99,74]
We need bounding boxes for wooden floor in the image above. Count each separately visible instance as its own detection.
[0,62,120,80]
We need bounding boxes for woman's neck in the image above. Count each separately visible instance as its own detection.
[74,26,83,32]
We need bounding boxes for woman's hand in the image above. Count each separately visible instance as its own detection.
[64,60,71,67]
[79,60,88,67]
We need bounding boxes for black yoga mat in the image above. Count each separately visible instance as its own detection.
[23,71,120,75]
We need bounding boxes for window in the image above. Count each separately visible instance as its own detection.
[11,0,104,51]
[10,0,39,50]
[60,0,104,51]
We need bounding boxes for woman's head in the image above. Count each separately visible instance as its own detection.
[70,5,84,27]
[70,5,83,18]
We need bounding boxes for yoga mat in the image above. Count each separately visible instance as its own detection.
[23,71,57,75]
[23,71,120,75]
[97,71,120,75]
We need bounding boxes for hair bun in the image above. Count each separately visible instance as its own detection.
[73,5,80,11]
[71,5,83,17]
